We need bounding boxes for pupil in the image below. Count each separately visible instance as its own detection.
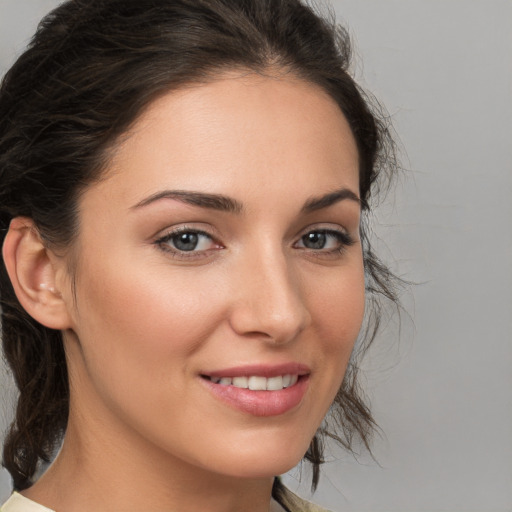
[174,232,198,251]
[303,232,326,249]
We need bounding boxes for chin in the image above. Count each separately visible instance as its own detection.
[199,434,313,480]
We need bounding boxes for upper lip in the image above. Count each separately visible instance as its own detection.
[201,362,310,379]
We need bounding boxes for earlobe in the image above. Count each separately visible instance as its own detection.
[2,217,73,330]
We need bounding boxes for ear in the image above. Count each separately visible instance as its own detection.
[2,217,73,330]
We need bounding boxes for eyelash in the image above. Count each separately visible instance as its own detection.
[154,226,355,260]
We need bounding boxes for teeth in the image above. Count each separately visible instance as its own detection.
[266,376,283,390]
[232,376,248,388]
[248,376,267,390]
[210,374,299,391]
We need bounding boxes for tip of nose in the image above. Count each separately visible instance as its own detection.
[230,307,311,344]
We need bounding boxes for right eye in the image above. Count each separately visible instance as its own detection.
[155,228,221,255]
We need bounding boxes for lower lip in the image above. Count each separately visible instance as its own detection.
[201,376,309,417]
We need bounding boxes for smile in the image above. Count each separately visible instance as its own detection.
[200,365,310,416]
[204,374,299,391]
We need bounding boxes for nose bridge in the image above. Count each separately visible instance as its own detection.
[230,239,311,342]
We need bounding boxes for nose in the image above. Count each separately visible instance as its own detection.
[228,247,311,344]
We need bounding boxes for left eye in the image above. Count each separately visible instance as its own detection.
[296,230,351,251]
[158,230,216,252]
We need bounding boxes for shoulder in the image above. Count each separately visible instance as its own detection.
[1,493,55,512]
[278,488,333,512]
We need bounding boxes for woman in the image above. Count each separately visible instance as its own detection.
[0,0,399,510]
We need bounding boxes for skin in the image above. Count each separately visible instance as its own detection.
[17,73,364,512]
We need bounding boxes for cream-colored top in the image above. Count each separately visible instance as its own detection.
[1,492,292,512]
[0,493,54,512]
[1,488,333,512]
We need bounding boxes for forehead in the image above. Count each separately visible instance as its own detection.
[85,73,359,211]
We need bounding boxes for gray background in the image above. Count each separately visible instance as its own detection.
[1,0,511,511]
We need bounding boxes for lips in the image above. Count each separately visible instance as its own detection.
[200,363,310,416]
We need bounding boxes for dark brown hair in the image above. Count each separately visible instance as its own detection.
[0,0,399,495]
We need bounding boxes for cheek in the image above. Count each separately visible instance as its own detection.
[65,257,234,451]
[311,262,365,344]
[77,255,215,339]
[69,256,227,396]
[307,260,366,393]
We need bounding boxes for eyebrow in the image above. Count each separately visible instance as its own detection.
[301,187,360,213]
[131,186,359,214]
[131,190,243,213]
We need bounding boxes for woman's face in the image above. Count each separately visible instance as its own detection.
[60,73,364,479]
